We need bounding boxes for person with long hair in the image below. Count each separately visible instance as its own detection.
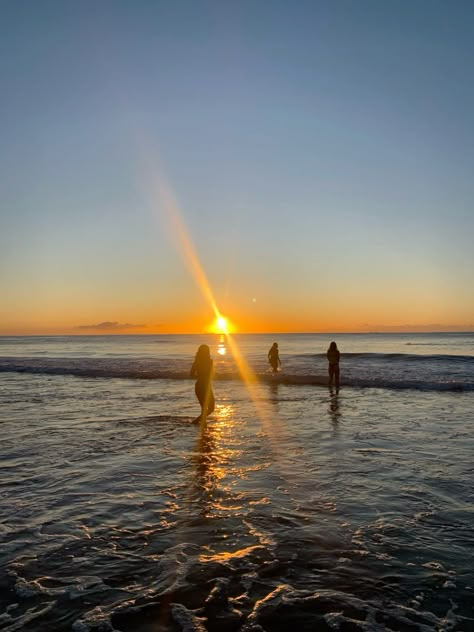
[267,342,281,373]
[190,344,215,423]
[326,341,340,387]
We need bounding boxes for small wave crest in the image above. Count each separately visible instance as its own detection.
[297,351,474,362]
[1,357,473,392]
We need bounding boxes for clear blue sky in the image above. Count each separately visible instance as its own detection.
[1,1,473,333]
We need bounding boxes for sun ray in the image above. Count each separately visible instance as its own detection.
[148,166,220,322]
[143,156,293,464]
[142,158,299,631]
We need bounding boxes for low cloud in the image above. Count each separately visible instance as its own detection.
[76,321,146,331]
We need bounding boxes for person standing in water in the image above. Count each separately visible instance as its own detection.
[327,341,340,387]
[190,344,215,424]
[268,342,281,373]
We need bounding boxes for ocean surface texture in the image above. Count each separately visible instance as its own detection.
[1,333,473,631]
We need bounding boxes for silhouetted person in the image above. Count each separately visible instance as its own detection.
[190,344,215,424]
[327,341,340,387]
[268,342,281,373]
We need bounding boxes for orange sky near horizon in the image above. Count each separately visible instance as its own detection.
[1,293,472,336]
[2,3,474,339]
[2,232,473,336]
[2,210,473,336]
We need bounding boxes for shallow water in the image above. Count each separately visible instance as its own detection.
[1,335,474,630]
[1,333,474,392]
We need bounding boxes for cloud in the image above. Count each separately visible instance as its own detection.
[76,321,146,331]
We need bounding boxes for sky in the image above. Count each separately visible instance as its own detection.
[1,0,473,334]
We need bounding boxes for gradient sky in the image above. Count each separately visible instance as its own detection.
[1,0,473,334]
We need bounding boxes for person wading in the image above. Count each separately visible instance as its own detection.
[268,342,281,373]
[327,341,340,387]
[190,344,215,424]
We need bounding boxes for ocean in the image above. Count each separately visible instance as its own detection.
[1,332,473,631]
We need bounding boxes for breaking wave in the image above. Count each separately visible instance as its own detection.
[1,356,473,392]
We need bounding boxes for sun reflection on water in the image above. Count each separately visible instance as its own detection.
[217,335,227,356]
[191,402,238,506]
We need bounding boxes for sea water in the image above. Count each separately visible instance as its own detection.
[0,333,473,631]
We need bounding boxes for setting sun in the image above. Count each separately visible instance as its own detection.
[210,315,233,334]
[217,316,228,333]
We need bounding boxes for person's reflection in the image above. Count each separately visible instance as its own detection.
[189,404,234,520]
[328,386,341,429]
[267,380,280,408]
[192,424,216,515]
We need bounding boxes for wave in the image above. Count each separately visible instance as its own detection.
[406,341,456,346]
[297,352,474,362]
[1,358,473,392]
[258,373,473,392]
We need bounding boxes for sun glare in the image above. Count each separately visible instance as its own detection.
[207,315,234,335]
[216,316,229,334]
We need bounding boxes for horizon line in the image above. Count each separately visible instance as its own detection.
[1,330,474,337]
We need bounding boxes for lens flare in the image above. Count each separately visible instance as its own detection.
[145,157,292,453]
[144,158,299,630]
[145,160,220,324]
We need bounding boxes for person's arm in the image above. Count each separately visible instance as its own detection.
[190,362,197,378]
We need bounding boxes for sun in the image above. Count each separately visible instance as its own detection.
[216,316,228,334]
[208,315,234,334]
[206,314,235,334]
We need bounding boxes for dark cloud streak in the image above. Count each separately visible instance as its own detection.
[76,321,146,331]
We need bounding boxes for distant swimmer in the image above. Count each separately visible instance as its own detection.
[327,341,340,387]
[268,342,281,373]
[190,344,215,424]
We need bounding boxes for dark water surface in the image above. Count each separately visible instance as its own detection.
[1,334,473,630]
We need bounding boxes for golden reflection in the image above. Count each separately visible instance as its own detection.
[199,544,262,563]
[194,424,219,496]
[217,335,227,356]
[215,402,234,423]
[191,402,237,516]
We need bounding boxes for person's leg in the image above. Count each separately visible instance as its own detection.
[195,382,210,423]
[335,367,340,387]
[197,381,214,417]
[328,365,334,385]
[207,388,215,415]
[195,382,204,407]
